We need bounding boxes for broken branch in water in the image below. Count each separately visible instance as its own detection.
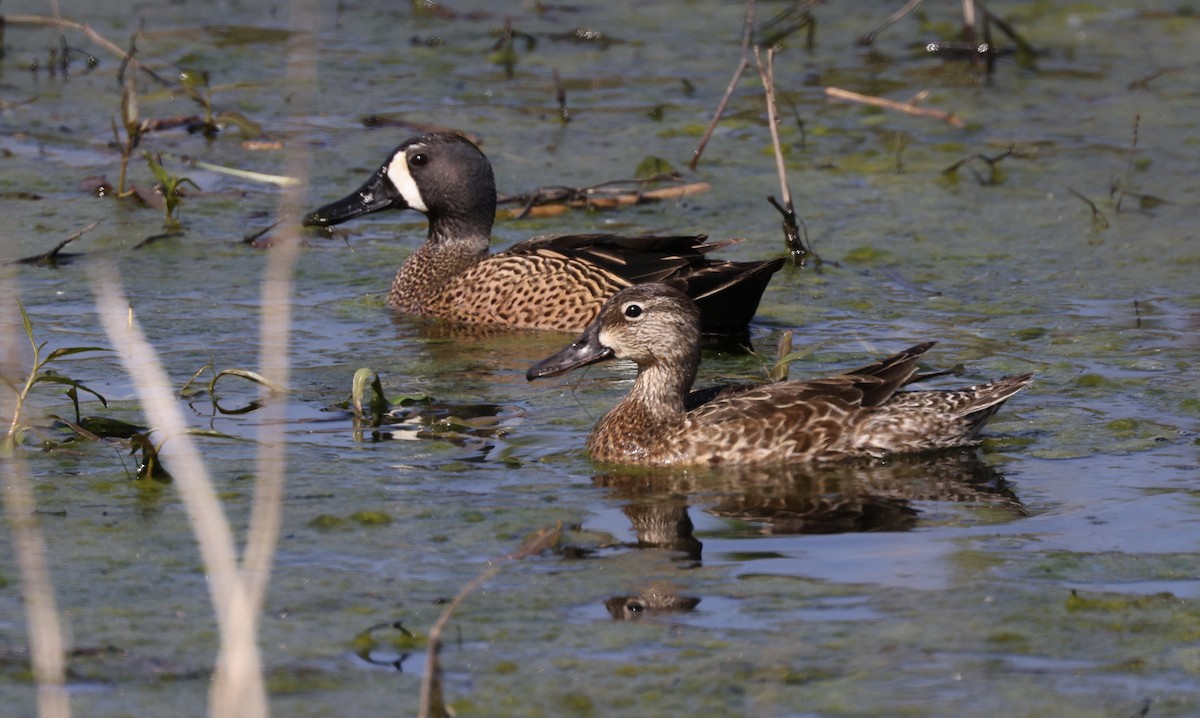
[1066,186,1109,230]
[12,222,99,267]
[858,0,923,46]
[497,179,710,220]
[825,86,964,127]
[942,146,1019,185]
[418,524,561,718]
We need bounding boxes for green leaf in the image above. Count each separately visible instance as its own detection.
[43,346,109,362]
[211,368,285,394]
[143,151,171,186]
[351,367,389,425]
[215,109,264,138]
[30,375,108,407]
[76,416,146,439]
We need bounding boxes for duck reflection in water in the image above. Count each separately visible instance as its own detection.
[596,449,1024,552]
[596,451,1023,619]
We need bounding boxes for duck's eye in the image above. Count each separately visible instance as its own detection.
[410,152,429,167]
[623,303,644,319]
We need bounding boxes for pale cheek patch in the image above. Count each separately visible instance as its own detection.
[386,151,428,212]
[598,328,614,350]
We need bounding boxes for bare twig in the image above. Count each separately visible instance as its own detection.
[1113,113,1139,213]
[1066,186,1109,229]
[942,146,1015,185]
[5,14,169,84]
[418,525,561,718]
[825,86,964,127]
[690,0,756,170]
[859,0,923,45]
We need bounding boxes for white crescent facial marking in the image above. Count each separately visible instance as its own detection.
[386,148,428,213]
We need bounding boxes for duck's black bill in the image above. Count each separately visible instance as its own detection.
[301,167,402,227]
[526,323,614,381]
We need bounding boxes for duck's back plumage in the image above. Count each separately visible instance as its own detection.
[657,361,1033,465]
[411,233,782,333]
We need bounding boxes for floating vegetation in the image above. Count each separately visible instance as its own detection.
[181,363,285,415]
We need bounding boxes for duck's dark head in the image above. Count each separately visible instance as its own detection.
[302,133,497,234]
[526,283,702,381]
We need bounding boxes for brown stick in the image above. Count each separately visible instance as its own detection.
[859,0,923,45]
[825,86,964,127]
[7,14,132,63]
[690,0,756,170]
[1113,113,1139,214]
[497,182,711,220]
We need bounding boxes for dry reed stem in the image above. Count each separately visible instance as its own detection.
[92,274,268,717]
[2,251,72,718]
[0,467,71,715]
[754,46,791,215]
[824,86,964,127]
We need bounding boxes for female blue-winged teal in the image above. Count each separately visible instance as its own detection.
[302,133,783,336]
[527,283,1034,466]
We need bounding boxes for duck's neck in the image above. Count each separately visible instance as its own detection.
[601,356,698,429]
[588,357,698,463]
[627,358,697,417]
[389,221,490,311]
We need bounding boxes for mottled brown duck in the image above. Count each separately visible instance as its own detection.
[302,133,783,336]
[527,283,1034,466]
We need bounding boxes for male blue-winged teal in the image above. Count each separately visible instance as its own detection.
[302,132,783,336]
[527,283,1034,466]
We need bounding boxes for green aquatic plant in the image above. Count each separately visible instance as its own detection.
[181,361,285,414]
[1,302,108,455]
[143,151,200,231]
[351,367,390,427]
[178,68,218,137]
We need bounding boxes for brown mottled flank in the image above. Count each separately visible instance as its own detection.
[304,132,782,336]
[528,284,1035,467]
